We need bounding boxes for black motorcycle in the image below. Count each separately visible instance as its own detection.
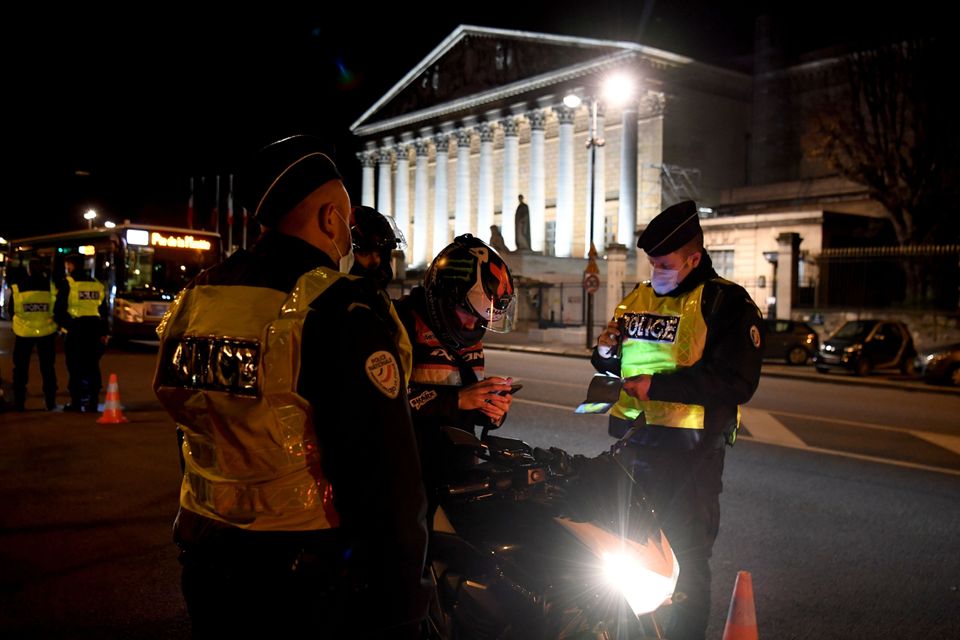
[423,426,679,640]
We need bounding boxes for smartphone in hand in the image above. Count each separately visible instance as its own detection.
[498,383,523,396]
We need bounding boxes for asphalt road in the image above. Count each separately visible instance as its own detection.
[1,344,958,638]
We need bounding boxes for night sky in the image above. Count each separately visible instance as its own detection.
[4,1,945,240]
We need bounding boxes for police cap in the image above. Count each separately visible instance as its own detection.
[237,135,342,228]
[636,200,703,256]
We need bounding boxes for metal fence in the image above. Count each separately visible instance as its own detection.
[813,245,959,310]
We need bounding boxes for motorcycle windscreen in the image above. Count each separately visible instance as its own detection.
[554,517,679,616]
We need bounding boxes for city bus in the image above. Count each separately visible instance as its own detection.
[2,224,221,341]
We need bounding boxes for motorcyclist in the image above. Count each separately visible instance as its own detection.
[394,234,518,438]
[349,205,406,289]
[393,234,519,509]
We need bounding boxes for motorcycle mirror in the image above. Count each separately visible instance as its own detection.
[575,374,623,414]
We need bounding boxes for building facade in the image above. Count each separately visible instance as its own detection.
[351,24,884,322]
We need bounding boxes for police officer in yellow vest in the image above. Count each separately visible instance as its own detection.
[10,258,59,411]
[54,254,108,413]
[153,135,428,638]
[592,200,764,640]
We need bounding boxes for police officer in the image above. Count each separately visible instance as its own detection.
[55,254,108,412]
[349,205,406,290]
[10,258,59,410]
[592,200,764,640]
[153,135,428,637]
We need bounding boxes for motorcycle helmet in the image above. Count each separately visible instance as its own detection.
[423,234,516,350]
[349,206,406,287]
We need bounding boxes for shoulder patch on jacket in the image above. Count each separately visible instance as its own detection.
[365,350,401,399]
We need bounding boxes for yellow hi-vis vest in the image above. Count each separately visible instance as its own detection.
[11,284,58,337]
[611,282,711,429]
[66,276,105,318]
[153,267,412,532]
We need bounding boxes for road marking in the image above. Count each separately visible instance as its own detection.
[911,432,960,456]
[737,435,960,477]
[741,407,806,447]
[505,376,587,389]
[513,397,576,411]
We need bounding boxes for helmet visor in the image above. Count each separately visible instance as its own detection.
[465,283,517,334]
[384,215,408,251]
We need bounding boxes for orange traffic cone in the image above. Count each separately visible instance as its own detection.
[722,570,758,640]
[97,373,129,424]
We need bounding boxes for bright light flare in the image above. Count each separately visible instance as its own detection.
[602,545,678,616]
[563,93,583,109]
[603,73,636,106]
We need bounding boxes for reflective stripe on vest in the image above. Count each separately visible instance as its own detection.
[66,277,105,318]
[11,284,58,337]
[611,282,709,429]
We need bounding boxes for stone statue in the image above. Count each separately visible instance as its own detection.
[489,225,509,254]
[514,194,531,251]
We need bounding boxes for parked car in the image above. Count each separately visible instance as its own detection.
[914,343,960,387]
[763,319,819,365]
[814,319,917,376]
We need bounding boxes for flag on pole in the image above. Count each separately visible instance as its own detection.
[187,177,195,229]
[211,175,220,233]
[227,174,234,255]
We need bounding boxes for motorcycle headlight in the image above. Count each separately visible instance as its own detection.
[601,533,680,617]
[844,344,862,354]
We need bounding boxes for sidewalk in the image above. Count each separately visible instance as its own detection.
[483,329,960,397]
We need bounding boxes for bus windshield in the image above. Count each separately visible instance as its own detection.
[125,244,214,296]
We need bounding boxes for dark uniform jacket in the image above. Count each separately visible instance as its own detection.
[168,231,428,627]
[592,253,764,450]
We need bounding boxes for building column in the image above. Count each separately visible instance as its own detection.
[528,109,547,253]
[500,117,520,251]
[617,102,638,247]
[393,140,410,245]
[554,106,576,258]
[433,132,451,257]
[585,103,606,258]
[454,128,473,238]
[775,232,802,319]
[376,142,393,216]
[412,138,431,268]
[476,122,495,243]
[359,148,377,208]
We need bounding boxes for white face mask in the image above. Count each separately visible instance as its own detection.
[333,209,355,273]
[651,267,680,295]
[650,255,692,295]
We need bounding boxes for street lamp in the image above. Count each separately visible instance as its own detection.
[83,209,97,229]
[566,73,634,349]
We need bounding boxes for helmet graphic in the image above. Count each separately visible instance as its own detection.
[423,234,516,350]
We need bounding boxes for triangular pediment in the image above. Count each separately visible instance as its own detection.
[351,25,642,136]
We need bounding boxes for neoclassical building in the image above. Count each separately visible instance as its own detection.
[351,24,885,322]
